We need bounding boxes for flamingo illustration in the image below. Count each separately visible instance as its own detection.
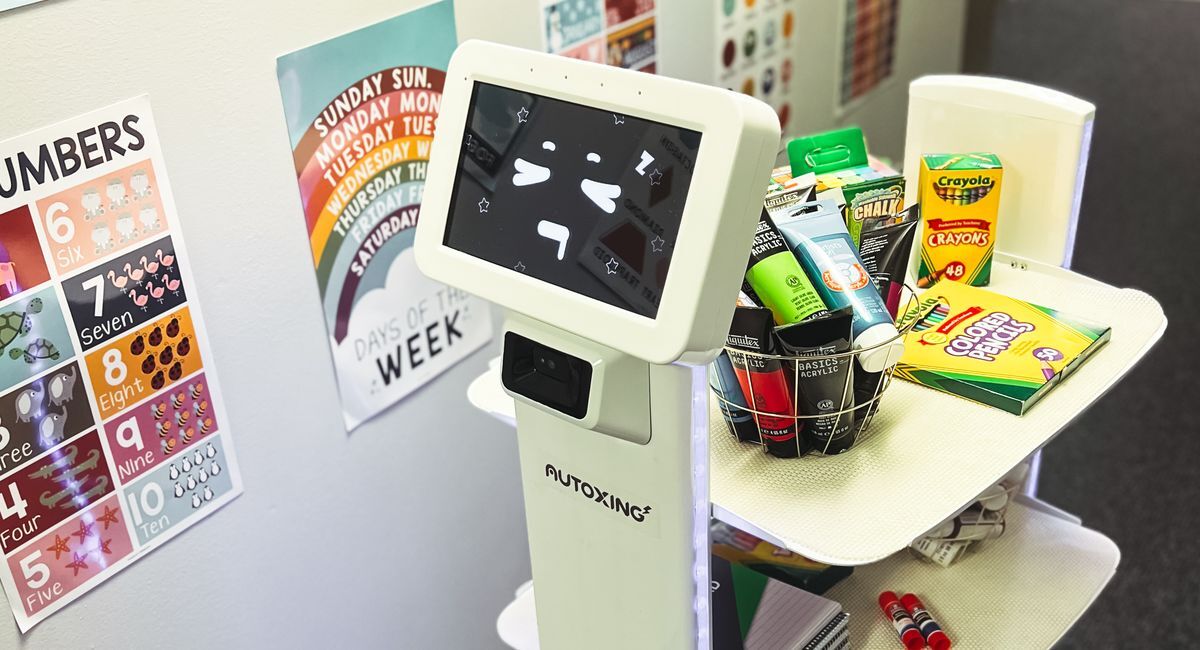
[161,273,181,294]
[124,262,144,283]
[129,289,149,310]
[147,282,165,303]
[156,249,175,267]
[107,270,128,289]
[141,255,160,274]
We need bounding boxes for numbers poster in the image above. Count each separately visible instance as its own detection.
[0,97,243,631]
[277,1,492,431]
[541,0,657,72]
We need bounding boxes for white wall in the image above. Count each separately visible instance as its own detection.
[0,1,531,648]
[0,1,964,647]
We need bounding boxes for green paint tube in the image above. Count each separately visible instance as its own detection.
[744,209,828,325]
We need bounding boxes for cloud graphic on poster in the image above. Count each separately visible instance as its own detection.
[332,248,492,430]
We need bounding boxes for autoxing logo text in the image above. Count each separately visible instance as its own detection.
[544,464,653,523]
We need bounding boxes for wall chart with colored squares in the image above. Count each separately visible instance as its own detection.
[276,1,492,431]
[0,96,242,631]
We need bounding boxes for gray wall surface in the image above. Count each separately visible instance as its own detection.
[0,1,533,648]
[965,1,1200,647]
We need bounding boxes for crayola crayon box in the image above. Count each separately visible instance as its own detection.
[918,153,1004,287]
[895,282,1110,415]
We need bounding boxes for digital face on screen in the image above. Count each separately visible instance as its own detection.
[443,82,702,319]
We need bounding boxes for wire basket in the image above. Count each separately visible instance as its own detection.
[710,286,930,458]
[908,461,1030,567]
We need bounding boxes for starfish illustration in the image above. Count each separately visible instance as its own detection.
[66,552,89,577]
[72,520,95,543]
[478,197,490,213]
[516,107,530,123]
[648,169,663,186]
[514,261,526,272]
[97,505,120,530]
[613,114,625,125]
[650,236,665,253]
[99,538,113,555]
[46,534,71,561]
[605,259,619,275]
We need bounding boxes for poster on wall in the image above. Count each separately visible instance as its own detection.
[839,0,899,108]
[541,0,657,72]
[715,0,798,134]
[0,96,243,631]
[276,0,493,431]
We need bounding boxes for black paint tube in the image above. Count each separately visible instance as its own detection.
[709,351,760,444]
[726,306,805,458]
[774,307,857,455]
[858,204,920,319]
[853,363,883,423]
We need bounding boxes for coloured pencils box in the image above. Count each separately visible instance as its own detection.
[787,126,905,245]
[917,153,1003,287]
[895,281,1111,415]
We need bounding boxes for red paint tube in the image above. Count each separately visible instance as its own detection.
[727,306,804,457]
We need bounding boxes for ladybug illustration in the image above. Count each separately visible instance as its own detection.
[159,345,173,366]
[129,334,145,356]
[166,317,181,338]
[149,326,163,347]
[141,354,156,374]
[151,370,165,390]
[177,336,191,357]
[168,361,182,381]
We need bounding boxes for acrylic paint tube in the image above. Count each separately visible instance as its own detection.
[744,209,828,326]
[853,364,883,422]
[774,307,857,454]
[858,204,921,319]
[727,306,804,457]
[709,351,761,444]
[772,200,905,372]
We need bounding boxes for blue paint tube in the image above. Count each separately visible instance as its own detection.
[771,200,905,373]
[709,351,760,444]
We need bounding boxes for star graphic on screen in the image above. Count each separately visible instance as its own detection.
[71,520,95,542]
[648,169,663,186]
[97,505,120,530]
[478,197,490,213]
[613,114,625,125]
[514,261,527,273]
[606,259,619,275]
[516,106,530,123]
[46,534,71,561]
[66,552,89,577]
[650,236,665,253]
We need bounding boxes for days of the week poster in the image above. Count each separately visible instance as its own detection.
[277,0,493,431]
[0,97,243,631]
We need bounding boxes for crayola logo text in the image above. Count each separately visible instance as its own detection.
[936,175,994,188]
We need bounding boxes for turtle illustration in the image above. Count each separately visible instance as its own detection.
[10,338,60,364]
[0,298,41,357]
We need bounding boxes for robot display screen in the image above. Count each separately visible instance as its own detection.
[443,82,702,319]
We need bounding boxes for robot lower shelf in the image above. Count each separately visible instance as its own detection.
[498,500,1118,649]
